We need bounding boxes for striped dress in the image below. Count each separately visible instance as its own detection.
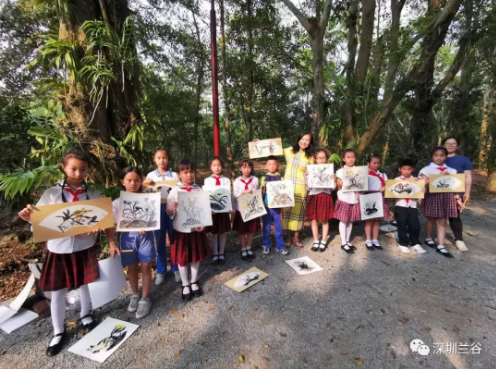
[281,147,314,231]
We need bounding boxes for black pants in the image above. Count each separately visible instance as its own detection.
[449,210,463,241]
[394,207,420,246]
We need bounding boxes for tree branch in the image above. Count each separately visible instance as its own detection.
[319,0,333,29]
[280,0,313,34]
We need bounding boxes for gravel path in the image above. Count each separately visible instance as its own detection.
[1,199,495,369]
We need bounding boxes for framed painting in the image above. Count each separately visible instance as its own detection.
[238,189,267,221]
[202,186,232,213]
[266,180,295,208]
[116,192,161,232]
[248,138,283,159]
[342,166,368,192]
[429,174,465,193]
[225,267,269,293]
[359,192,384,220]
[307,164,335,188]
[31,198,114,243]
[385,179,425,199]
[142,179,179,204]
[177,191,213,228]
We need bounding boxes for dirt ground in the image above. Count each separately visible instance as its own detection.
[0,174,495,369]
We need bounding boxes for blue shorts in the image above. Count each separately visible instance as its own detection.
[119,232,156,267]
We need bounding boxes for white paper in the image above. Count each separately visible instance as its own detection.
[0,306,17,326]
[0,274,35,325]
[342,166,369,192]
[68,317,139,363]
[266,180,295,208]
[116,191,161,232]
[359,192,384,220]
[39,205,109,233]
[202,186,233,213]
[307,164,335,188]
[177,191,213,228]
[285,256,323,275]
[0,308,38,334]
[88,257,127,310]
[238,189,267,221]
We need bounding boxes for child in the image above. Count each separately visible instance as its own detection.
[305,149,335,252]
[204,157,232,264]
[144,148,180,285]
[393,159,426,254]
[419,147,464,258]
[335,149,360,253]
[364,154,388,251]
[261,156,290,255]
[107,167,155,319]
[18,151,100,356]
[167,160,210,300]
[233,158,261,260]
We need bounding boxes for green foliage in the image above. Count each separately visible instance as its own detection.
[0,165,61,198]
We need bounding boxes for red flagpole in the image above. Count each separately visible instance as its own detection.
[211,0,221,156]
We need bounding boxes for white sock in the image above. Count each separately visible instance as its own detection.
[218,234,227,255]
[178,265,190,286]
[211,234,219,257]
[426,238,433,242]
[190,262,200,291]
[50,288,68,336]
[339,222,347,244]
[241,247,247,252]
[346,222,353,243]
[246,246,253,254]
[78,284,93,325]
[365,239,372,244]
[372,239,379,244]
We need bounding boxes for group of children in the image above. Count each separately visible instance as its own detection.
[17,145,464,356]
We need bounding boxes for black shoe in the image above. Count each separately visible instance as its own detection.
[436,246,454,258]
[241,251,249,260]
[46,331,67,357]
[318,241,327,252]
[182,285,192,301]
[79,314,98,332]
[311,242,319,252]
[218,254,226,265]
[341,244,354,254]
[212,254,220,265]
[373,242,384,250]
[247,250,256,259]
[366,243,375,251]
[347,243,357,250]
[191,282,203,298]
[425,239,437,248]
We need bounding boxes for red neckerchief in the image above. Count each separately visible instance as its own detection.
[182,187,193,192]
[369,170,386,187]
[437,167,446,172]
[212,176,221,186]
[64,188,85,202]
[241,177,253,190]
[400,176,410,205]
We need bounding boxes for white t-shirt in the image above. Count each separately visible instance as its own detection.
[368,170,388,192]
[394,176,418,208]
[167,183,202,233]
[418,162,457,178]
[204,175,231,188]
[307,187,333,196]
[233,176,259,210]
[146,169,178,182]
[336,167,358,204]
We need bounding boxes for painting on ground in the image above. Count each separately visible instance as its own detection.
[225,267,269,292]
[177,191,213,228]
[285,256,323,275]
[116,192,161,232]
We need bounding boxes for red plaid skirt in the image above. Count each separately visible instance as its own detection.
[306,193,334,221]
[172,231,211,267]
[206,212,231,234]
[39,246,99,292]
[334,200,361,222]
[232,211,261,235]
[422,192,458,219]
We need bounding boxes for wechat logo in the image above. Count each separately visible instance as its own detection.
[411,339,430,356]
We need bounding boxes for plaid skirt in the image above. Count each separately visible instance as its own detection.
[206,212,231,234]
[233,211,262,235]
[422,192,458,219]
[306,193,334,221]
[172,231,211,267]
[39,246,99,292]
[334,200,361,222]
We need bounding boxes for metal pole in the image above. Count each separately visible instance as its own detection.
[211,0,221,156]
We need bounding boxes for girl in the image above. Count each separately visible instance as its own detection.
[305,149,335,252]
[233,158,261,260]
[107,167,155,319]
[365,154,388,251]
[419,147,464,258]
[335,149,361,254]
[204,157,232,264]
[167,160,210,301]
[144,148,180,285]
[18,151,101,356]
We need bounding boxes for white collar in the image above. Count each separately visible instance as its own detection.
[429,162,447,169]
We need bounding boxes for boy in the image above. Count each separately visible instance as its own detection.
[261,156,290,255]
[394,159,426,254]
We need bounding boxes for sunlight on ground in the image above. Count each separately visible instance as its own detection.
[430,327,468,369]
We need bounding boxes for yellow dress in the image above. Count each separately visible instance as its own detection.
[282,147,314,231]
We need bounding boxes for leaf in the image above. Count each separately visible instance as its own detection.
[326,356,332,361]
[179,314,185,319]
[238,355,245,363]
[174,350,181,357]
[201,359,207,364]
[354,358,363,366]
[399,317,409,324]
[171,308,179,314]
[263,344,270,349]
[163,340,170,345]
[279,332,287,337]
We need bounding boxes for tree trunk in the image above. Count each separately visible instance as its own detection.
[246,0,254,142]
[355,0,376,86]
[192,11,205,165]
[384,0,406,101]
[478,89,490,172]
[311,32,325,143]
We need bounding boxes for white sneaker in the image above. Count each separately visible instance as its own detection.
[277,247,290,255]
[455,240,468,252]
[412,244,427,254]
[262,246,270,255]
[174,271,182,283]
[155,273,166,286]
[127,294,140,313]
[398,246,411,253]
[136,298,152,319]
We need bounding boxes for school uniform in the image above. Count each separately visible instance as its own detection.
[419,163,458,219]
[393,176,421,247]
[334,167,361,222]
[232,176,262,234]
[262,174,284,250]
[36,182,100,292]
[204,175,232,234]
[305,186,335,221]
[367,170,389,219]
[112,198,156,267]
[168,183,210,267]
[146,169,178,274]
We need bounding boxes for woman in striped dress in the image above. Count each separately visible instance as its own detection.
[281,133,315,247]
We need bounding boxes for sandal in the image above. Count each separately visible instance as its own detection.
[182,285,192,301]
[191,281,203,298]
[311,241,320,252]
[436,246,454,258]
[318,241,327,252]
[293,238,303,248]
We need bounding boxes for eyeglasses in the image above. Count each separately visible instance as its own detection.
[315,157,327,160]
[444,143,457,147]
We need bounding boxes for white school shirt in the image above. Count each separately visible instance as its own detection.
[368,170,388,192]
[203,175,231,188]
[394,176,418,209]
[307,186,334,196]
[146,169,178,182]
[336,167,358,204]
[168,183,202,233]
[232,176,259,210]
[36,183,101,254]
[418,162,457,178]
